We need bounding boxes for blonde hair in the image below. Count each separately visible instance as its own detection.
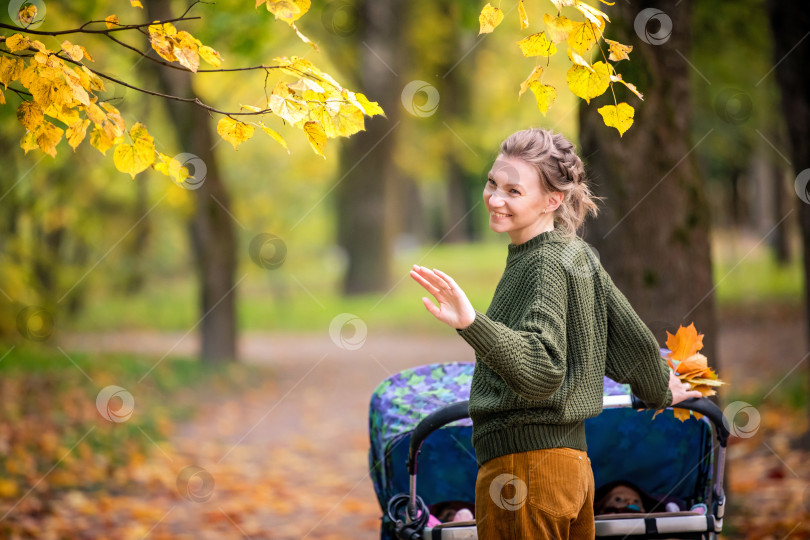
[499,128,601,238]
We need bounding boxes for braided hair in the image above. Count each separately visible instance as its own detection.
[499,128,601,238]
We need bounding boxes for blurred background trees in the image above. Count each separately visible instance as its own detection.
[1,0,805,370]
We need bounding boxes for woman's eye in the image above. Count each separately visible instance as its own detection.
[510,189,521,195]
[487,178,495,185]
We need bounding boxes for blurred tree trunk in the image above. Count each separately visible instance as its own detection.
[335,0,405,294]
[766,0,810,446]
[580,0,718,363]
[772,163,791,264]
[144,0,237,364]
[439,1,476,243]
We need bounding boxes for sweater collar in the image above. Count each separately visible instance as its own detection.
[507,223,567,255]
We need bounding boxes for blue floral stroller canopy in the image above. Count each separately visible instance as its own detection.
[368,361,714,534]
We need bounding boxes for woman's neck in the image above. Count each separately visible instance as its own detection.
[508,217,556,245]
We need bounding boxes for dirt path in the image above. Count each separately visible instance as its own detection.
[58,317,807,539]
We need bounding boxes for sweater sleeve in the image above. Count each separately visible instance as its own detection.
[455,261,567,402]
[603,275,673,409]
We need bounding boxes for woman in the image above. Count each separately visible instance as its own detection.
[409,128,700,539]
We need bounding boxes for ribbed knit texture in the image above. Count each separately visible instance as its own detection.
[457,224,673,466]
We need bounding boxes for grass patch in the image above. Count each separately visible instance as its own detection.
[64,231,803,334]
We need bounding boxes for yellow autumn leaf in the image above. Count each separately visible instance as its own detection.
[528,81,557,114]
[259,122,290,154]
[61,40,84,62]
[672,408,692,422]
[566,60,610,102]
[610,73,644,100]
[113,122,155,178]
[0,87,4,105]
[266,0,310,23]
[517,32,557,58]
[303,120,326,157]
[478,3,504,35]
[66,119,91,150]
[17,101,45,130]
[605,38,632,62]
[291,22,319,51]
[268,82,308,125]
[567,20,599,55]
[216,117,255,149]
[199,46,222,68]
[36,121,64,157]
[0,57,25,88]
[6,34,31,52]
[665,323,705,361]
[543,14,576,43]
[20,130,37,153]
[549,0,576,10]
[518,0,529,29]
[17,4,37,26]
[350,92,385,117]
[519,66,543,97]
[105,15,119,29]
[597,102,635,137]
[130,0,144,7]
[574,2,609,27]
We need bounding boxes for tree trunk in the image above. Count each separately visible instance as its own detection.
[579,0,718,363]
[335,0,405,295]
[144,0,237,364]
[765,0,810,447]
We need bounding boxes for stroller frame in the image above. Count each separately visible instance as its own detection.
[397,395,729,540]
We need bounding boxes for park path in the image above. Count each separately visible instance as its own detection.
[58,315,806,539]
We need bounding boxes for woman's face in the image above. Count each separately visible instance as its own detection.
[483,154,561,245]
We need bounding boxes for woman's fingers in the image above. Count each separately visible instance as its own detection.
[413,265,448,291]
[432,268,459,290]
[409,269,440,295]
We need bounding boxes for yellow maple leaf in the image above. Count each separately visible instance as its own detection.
[665,323,704,361]
[517,32,557,58]
[303,120,326,157]
[478,3,503,34]
[349,92,385,117]
[0,57,25,88]
[105,15,120,29]
[597,102,634,137]
[566,60,610,103]
[268,82,308,125]
[672,408,692,422]
[130,0,144,7]
[216,117,255,149]
[20,130,37,153]
[528,81,556,115]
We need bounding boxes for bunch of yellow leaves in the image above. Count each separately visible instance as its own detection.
[658,323,726,422]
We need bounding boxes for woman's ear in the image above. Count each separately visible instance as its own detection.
[549,191,563,212]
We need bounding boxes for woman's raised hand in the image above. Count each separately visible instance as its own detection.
[409,265,476,330]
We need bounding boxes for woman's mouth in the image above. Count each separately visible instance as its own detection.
[490,211,512,219]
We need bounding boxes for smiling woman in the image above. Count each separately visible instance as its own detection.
[410,127,701,540]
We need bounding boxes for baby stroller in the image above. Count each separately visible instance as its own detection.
[368,361,729,540]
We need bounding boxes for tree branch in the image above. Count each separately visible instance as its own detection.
[0,16,201,36]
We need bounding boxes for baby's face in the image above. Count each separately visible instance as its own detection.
[604,485,644,512]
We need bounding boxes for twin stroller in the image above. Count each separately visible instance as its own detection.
[369,362,728,539]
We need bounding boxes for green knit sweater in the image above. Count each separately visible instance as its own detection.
[457,225,673,466]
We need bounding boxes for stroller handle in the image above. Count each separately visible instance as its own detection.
[406,395,730,475]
